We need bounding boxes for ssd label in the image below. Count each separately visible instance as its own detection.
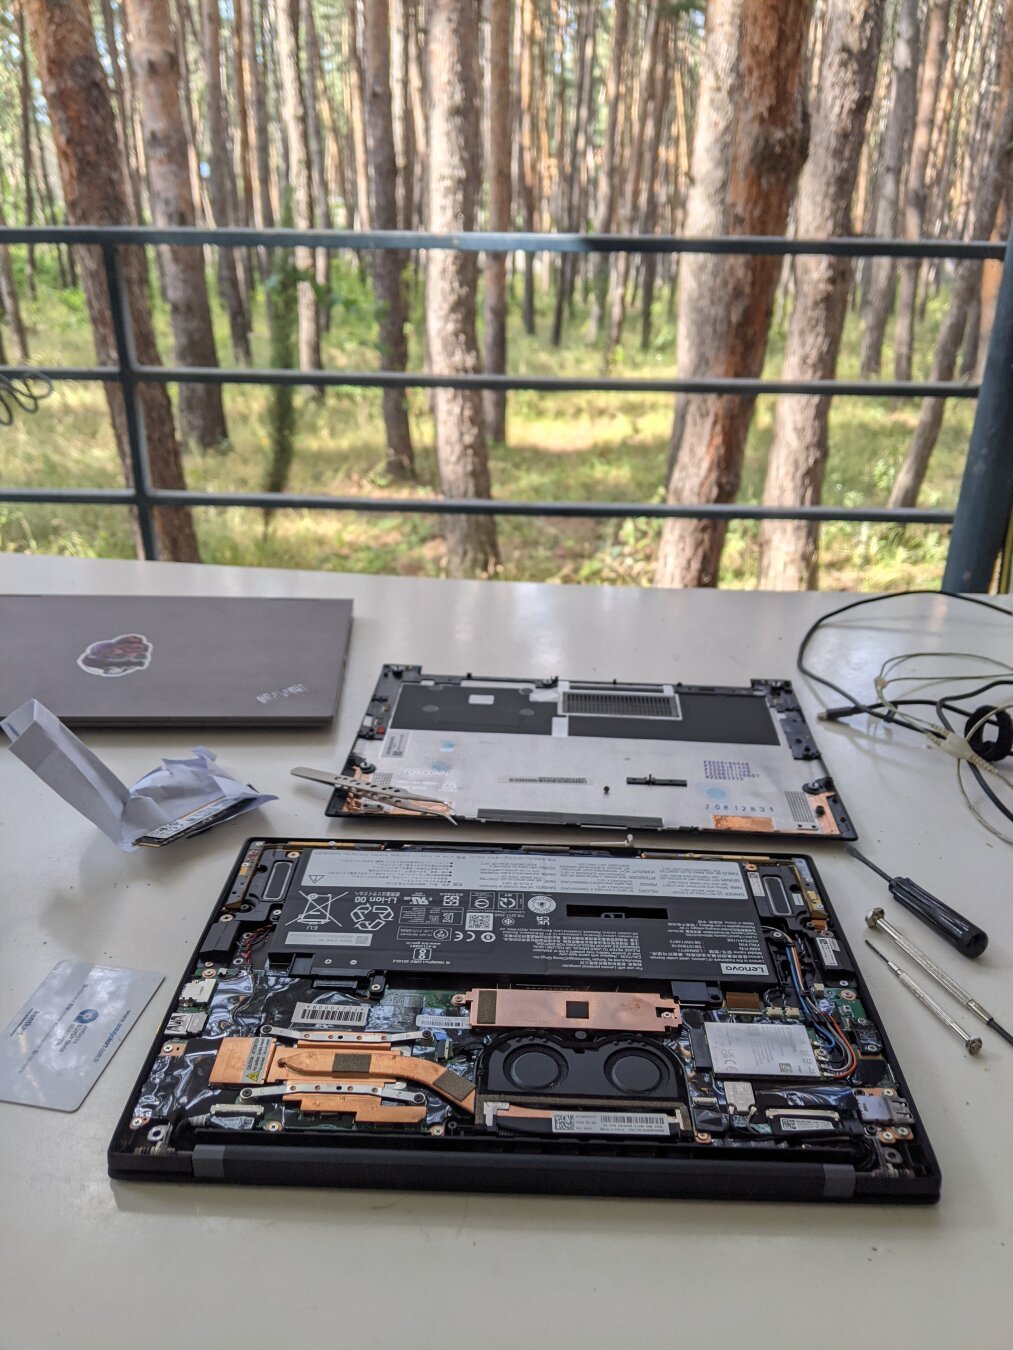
[551,1111,671,1136]
[777,1115,836,1133]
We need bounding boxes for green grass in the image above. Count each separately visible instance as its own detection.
[0,248,972,589]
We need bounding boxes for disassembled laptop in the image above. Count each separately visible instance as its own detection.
[110,836,940,1201]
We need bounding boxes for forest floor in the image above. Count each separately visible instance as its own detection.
[0,251,975,590]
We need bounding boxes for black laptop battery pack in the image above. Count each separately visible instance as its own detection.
[109,839,940,1204]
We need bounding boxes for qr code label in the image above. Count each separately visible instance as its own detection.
[551,1111,670,1136]
[466,913,494,931]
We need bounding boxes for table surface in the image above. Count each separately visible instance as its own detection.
[1,554,1011,1350]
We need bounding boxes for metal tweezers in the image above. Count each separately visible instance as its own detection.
[291,766,456,822]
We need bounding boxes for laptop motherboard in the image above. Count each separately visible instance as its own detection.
[109,839,939,1202]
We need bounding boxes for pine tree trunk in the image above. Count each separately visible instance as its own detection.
[347,2,373,232]
[605,0,660,366]
[859,0,917,377]
[17,2,36,297]
[233,0,255,230]
[30,92,71,288]
[655,0,811,589]
[275,0,321,379]
[362,0,415,477]
[591,0,632,348]
[232,0,258,294]
[483,0,511,443]
[245,0,275,237]
[758,0,884,591]
[389,0,416,232]
[201,0,252,363]
[25,0,199,563]
[924,0,969,240]
[551,2,593,348]
[98,0,144,230]
[639,14,673,351]
[888,50,1013,508]
[302,0,331,318]
[518,0,537,334]
[406,0,427,226]
[124,0,228,453]
[426,0,499,576]
[174,0,207,228]
[0,195,29,362]
[894,0,951,382]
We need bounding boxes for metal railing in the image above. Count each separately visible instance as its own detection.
[0,225,1010,588]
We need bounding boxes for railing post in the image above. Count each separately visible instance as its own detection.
[101,242,158,560]
[943,223,1013,592]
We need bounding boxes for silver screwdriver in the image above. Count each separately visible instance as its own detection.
[864,940,982,1055]
[866,908,1013,1049]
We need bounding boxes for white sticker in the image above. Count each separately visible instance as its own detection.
[468,694,495,705]
[381,730,411,759]
[816,935,841,964]
[720,962,770,976]
[241,1038,273,1085]
[284,931,373,947]
[704,1022,820,1078]
[300,849,748,900]
[291,1002,370,1026]
[778,1116,836,1133]
[551,1111,671,1136]
[747,872,766,897]
[415,1013,472,1030]
[465,912,494,931]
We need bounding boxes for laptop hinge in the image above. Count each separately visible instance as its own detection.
[193,1145,227,1180]
[821,1164,856,1200]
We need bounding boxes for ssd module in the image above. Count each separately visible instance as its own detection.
[109,839,940,1203]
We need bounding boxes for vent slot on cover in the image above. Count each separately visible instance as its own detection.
[561,691,681,719]
[784,789,817,828]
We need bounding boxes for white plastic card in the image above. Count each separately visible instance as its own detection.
[0,960,163,1111]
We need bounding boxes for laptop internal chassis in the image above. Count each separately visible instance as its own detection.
[109,838,939,1203]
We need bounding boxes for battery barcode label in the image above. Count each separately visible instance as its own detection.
[551,1111,670,1137]
[415,1013,472,1030]
[291,1002,370,1026]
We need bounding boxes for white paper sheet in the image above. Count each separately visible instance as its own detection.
[1,698,276,850]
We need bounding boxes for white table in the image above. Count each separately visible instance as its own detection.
[1,554,1010,1350]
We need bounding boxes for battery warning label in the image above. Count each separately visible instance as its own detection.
[269,849,772,982]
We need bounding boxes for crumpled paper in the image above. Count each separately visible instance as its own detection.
[1,699,276,850]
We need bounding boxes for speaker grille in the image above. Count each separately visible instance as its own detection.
[562,691,679,718]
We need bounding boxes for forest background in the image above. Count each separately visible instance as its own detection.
[0,0,1010,589]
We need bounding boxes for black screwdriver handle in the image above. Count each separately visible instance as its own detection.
[891,878,989,958]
